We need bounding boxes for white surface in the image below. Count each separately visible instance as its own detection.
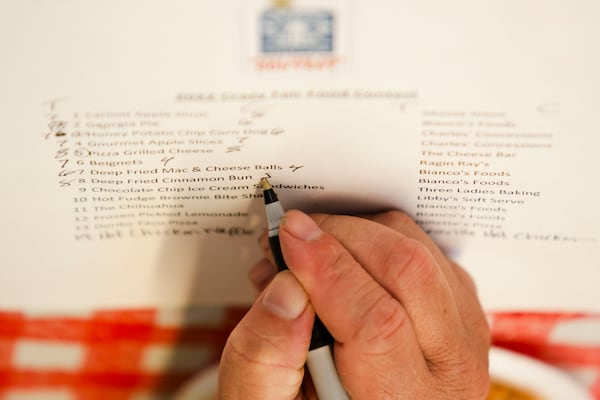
[489,347,592,400]
[12,340,84,371]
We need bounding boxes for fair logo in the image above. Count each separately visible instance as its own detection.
[242,0,350,72]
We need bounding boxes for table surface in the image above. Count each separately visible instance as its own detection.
[0,307,598,399]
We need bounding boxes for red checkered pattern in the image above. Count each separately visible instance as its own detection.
[0,308,247,399]
[0,309,598,399]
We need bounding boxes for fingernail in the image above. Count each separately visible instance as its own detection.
[281,210,322,241]
[262,271,309,320]
[248,259,276,288]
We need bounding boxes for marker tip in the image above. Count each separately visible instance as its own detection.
[260,177,272,190]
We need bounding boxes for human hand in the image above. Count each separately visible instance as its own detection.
[218,210,490,399]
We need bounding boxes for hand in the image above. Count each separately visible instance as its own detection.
[218,210,490,399]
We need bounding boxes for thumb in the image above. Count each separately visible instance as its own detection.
[218,270,314,400]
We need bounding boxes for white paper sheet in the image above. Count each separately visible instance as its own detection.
[1,0,599,311]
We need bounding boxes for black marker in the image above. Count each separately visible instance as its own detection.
[261,177,349,400]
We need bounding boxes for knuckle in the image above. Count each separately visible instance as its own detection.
[310,212,339,231]
[319,238,357,283]
[224,327,277,370]
[353,289,407,348]
[381,238,437,288]
[377,210,416,230]
[220,326,306,398]
[430,343,491,400]
[224,319,304,372]
[451,261,478,293]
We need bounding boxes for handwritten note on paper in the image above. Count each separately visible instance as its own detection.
[1,0,599,312]
[36,90,416,243]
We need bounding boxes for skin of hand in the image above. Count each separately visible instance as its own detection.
[217,210,491,400]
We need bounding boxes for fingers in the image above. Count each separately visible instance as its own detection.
[252,210,490,399]
[288,211,467,360]
[364,211,477,295]
[218,271,314,400]
[279,211,417,347]
[258,211,489,348]
[312,210,489,396]
[278,210,429,398]
[360,211,490,351]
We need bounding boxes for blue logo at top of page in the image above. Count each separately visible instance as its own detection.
[260,9,334,53]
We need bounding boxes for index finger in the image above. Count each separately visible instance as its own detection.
[306,213,466,362]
